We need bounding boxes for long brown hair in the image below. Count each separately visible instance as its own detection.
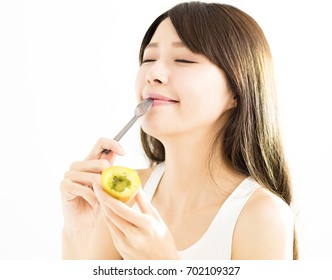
[138,1,298,259]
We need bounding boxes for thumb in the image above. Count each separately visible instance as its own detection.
[135,188,161,220]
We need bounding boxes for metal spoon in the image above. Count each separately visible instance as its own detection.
[101,98,153,155]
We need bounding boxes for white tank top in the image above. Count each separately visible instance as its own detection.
[142,162,260,260]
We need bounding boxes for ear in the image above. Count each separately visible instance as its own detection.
[228,95,238,109]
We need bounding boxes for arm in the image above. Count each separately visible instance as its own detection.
[231,188,294,260]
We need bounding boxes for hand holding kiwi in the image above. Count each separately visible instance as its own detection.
[101,166,141,203]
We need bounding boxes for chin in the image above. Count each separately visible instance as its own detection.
[141,119,178,141]
[141,122,164,139]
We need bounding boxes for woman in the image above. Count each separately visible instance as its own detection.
[61,1,297,259]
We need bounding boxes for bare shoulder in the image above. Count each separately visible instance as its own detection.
[232,187,294,260]
[136,167,154,188]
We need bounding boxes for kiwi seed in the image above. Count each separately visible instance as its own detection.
[111,175,131,192]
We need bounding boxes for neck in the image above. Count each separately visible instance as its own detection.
[158,130,243,205]
[163,131,214,184]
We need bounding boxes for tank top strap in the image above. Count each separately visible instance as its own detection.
[142,162,165,200]
[179,177,260,259]
[140,162,260,259]
[212,178,260,258]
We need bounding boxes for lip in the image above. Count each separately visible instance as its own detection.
[144,93,179,106]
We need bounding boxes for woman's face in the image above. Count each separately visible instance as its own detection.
[136,18,236,140]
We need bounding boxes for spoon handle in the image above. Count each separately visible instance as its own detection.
[100,99,153,156]
[113,114,139,142]
[101,114,138,155]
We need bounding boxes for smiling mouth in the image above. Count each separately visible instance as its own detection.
[150,99,178,106]
[145,94,179,106]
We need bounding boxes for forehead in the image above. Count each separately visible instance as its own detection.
[147,18,182,46]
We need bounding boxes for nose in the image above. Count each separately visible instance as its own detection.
[145,61,169,85]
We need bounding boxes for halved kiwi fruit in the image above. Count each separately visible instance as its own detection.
[101,166,140,202]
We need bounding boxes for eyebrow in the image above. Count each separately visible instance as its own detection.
[145,41,186,49]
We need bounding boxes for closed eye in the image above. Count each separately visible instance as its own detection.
[142,59,197,64]
[142,59,156,63]
[175,59,197,64]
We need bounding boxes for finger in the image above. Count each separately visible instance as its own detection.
[69,159,110,173]
[135,188,162,220]
[94,184,146,227]
[64,171,101,187]
[60,179,99,209]
[85,138,126,161]
[99,151,117,165]
[104,217,125,240]
[104,219,132,259]
[101,204,136,234]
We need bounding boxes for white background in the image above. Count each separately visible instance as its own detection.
[0,0,331,259]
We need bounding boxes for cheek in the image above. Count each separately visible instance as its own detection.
[180,68,230,116]
[135,69,145,101]
[184,75,231,124]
